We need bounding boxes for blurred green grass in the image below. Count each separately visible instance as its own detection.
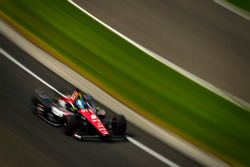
[227,0,250,12]
[1,0,250,165]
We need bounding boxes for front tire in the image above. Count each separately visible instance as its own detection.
[112,115,127,136]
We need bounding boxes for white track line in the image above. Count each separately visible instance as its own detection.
[68,0,249,110]
[127,136,179,167]
[0,48,179,167]
[214,0,250,21]
[0,48,64,97]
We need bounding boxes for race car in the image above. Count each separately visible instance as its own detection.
[31,90,127,141]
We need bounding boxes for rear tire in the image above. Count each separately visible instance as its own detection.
[112,115,127,136]
[31,97,45,116]
[64,115,76,136]
[31,97,38,114]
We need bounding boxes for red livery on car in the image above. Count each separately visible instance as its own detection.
[31,89,127,141]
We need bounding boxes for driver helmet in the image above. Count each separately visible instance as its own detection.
[72,88,82,100]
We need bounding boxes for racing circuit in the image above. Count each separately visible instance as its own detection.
[0,34,199,166]
[1,0,250,167]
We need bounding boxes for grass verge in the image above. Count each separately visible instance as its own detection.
[1,0,250,165]
[227,0,250,12]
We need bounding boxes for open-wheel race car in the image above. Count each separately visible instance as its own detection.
[31,89,127,141]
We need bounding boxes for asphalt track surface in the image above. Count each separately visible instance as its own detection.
[0,34,202,166]
[74,0,250,103]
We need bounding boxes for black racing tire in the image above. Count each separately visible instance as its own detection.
[64,115,77,136]
[31,97,45,116]
[112,115,127,136]
[31,97,38,114]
